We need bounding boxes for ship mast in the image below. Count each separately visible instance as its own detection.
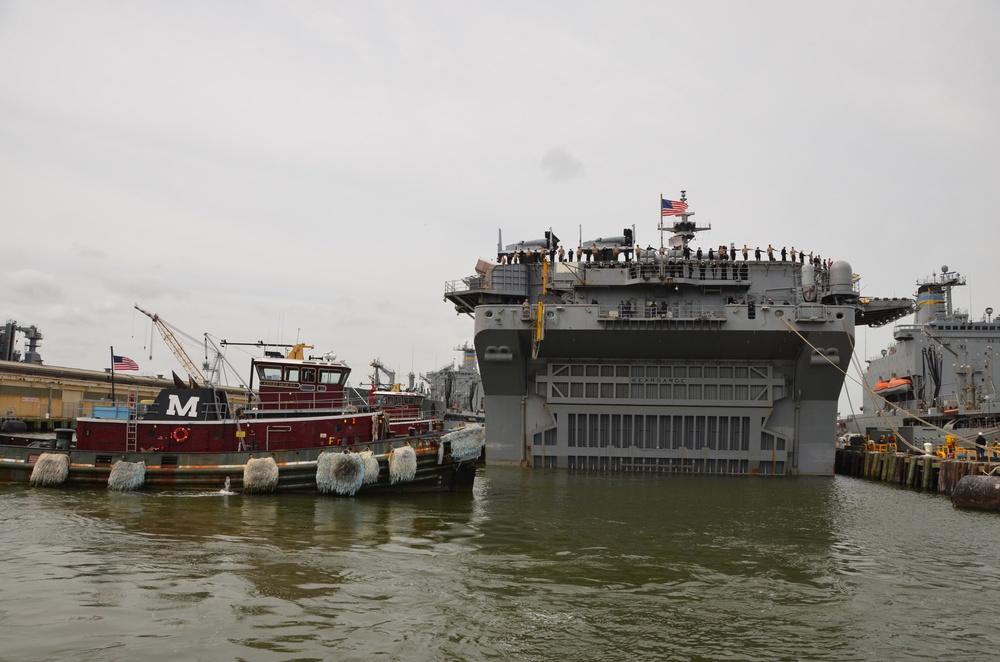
[658,191,711,255]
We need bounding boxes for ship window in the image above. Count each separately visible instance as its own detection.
[659,366,672,378]
[601,365,614,377]
[659,416,671,449]
[258,365,281,381]
[684,415,695,449]
[284,367,300,382]
[631,384,643,398]
[689,384,703,399]
[674,384,687,399]
[689,366,703,378]
[631,366,646,378]
[615,384,629,398]
[695,416,706,449]
[319,369,343,385]
[600,383,614,398]
[301,368,316,383]
[674,367,687,378]
[616,366,629,377]
[720,384,734,400]
[704,366,717,378]
[659,384,671,399]
[645,384,657,399]
[405,397,415,405]
[705,384,718,400]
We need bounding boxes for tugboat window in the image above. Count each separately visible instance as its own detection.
[301,368,316,383]
[284,368,300,382]
[259,366,281,381]
[319,370,343,385]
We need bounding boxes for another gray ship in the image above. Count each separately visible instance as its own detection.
[445,194,910,475]
[421,344,485,428]
[840,268,1000,447]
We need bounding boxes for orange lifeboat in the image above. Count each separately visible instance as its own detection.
[876,377,912,397]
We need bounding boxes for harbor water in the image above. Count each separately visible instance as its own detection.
[2,467,999,661]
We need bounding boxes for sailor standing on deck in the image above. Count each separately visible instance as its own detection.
[976,432,987,461]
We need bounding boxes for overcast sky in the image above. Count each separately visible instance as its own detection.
[1,1,997,413]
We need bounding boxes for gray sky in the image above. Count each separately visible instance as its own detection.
[1,1,998,413]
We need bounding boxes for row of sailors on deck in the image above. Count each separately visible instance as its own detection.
[499,244,833,269]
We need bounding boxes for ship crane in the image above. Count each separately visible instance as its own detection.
[134,304,207,386]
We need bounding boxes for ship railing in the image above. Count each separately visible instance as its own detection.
[255,392,354,412]
[445,274,487,293]
[581,260,752,282]
[598,302,726,321]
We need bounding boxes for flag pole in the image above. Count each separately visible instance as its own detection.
[110,346,116,403]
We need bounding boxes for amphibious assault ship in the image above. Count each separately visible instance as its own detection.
[841,268,1000,448]
[444,194,911,475]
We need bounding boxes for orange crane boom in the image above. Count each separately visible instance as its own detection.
[134,304,207,386]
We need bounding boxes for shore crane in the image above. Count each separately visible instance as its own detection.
[134,304,207,386]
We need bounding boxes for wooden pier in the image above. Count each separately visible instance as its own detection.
[835,447,999,496]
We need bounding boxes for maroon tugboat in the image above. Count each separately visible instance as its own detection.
[0,344,484,494]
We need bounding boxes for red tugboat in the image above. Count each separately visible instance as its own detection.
[0,344,484,494]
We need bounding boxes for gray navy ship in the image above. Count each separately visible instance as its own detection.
[841,268,1000,448]
[445,193,911,475]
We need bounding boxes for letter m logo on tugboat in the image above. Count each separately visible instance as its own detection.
[166,394,201,418]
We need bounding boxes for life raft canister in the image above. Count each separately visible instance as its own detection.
[172,427,189,443]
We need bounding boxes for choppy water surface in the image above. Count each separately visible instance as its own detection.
[2,468,999,661]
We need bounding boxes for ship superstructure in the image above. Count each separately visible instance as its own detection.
[842,267,1000,447]
[445,195,911,475]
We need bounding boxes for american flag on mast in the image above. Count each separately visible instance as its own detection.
[113,355,139,371]
[661,197,689,217]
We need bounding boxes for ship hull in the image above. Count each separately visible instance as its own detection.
[475,303,854,475]
[1,434,481,494]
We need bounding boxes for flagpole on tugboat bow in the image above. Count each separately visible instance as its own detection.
[110,346,116,404]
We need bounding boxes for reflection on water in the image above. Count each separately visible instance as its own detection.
[2,468,1000,661]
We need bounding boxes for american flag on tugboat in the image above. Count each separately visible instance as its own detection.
[113,355,139,371]
[661,198,689,217]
